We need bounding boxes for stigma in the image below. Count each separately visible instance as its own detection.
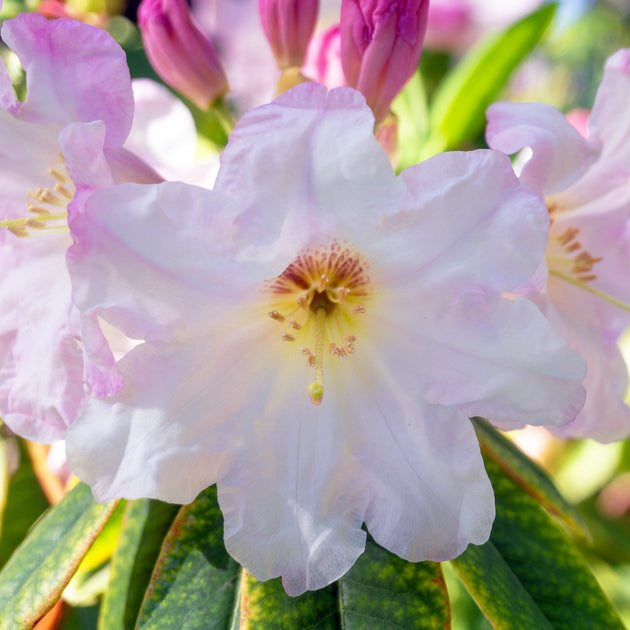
[265,241,371,405]
[1,161,73,237]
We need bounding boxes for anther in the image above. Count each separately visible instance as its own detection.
[25,218,46,229]
[337,287,349,302]
[55,185,73,199]
[296,295,308,309]
[289,318,302,330]
[48,169,67,182]
[281,333,296,341]
[8,225,28,237]
[352,305,366,314]
[268,310,286,322]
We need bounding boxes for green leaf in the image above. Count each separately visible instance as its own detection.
[136,486,240,630]
[453,458,625,629]
[0,482,118,629]
[339,539,450,629]
[391,69,429,172]
[472,417,587,535]
[423,3,557,157]
[0,437,50,569]
[239,540,450,629]
[99,499,180,630]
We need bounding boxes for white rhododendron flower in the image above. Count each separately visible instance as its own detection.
[66,84,585,595]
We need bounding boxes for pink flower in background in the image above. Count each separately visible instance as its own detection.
[259,0,319,69]
[138,0,229,110]
[303,23,346,88]
[487,48,630,441]
[340,0,430,122]
[67,84,584,594]
[0,14,160,442]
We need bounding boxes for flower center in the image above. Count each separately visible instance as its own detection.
[265,241,371,405]
[0,157,73,237]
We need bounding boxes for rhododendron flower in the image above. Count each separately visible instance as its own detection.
[486,49,630,442]
[67,84,585,595]
[0,13,160,442]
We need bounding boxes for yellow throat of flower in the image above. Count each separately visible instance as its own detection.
[265,241,371,406]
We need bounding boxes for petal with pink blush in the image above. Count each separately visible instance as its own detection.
[2,14,133,146]
[486,101,599,196]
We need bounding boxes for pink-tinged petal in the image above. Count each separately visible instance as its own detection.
[68,182,246,343]
[59,122,114,193]
[534,293,630,442]
[215,83,405,260]
[126,79,199,181]
[587,49,630,164]
[79,314,124,398]
[338,373,494,561]
[0,54,16,111]
[2,14,133,146]
[219,394,369,595]
[386,150,548,294]
[0,237,85,442]
[486,101,599,197]
[367,290,586,429]
[0,109,60,225]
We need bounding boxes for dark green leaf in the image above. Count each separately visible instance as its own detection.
[339,539,450,630]
[0,437,50,569]
[0,482,118,629]
[135,486,240,630]
[99,499,179,630]
[423,3,557,156]
[453,458,625,629]
[473,417,587,535]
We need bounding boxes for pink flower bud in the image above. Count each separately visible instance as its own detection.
[138,0,229,110]
[303,23,346,88]
[259,0,319,69]
[340,0,429,122]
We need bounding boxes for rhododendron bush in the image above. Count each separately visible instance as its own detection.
[1,0,630,628]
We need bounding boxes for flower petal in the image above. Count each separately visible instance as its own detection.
[2,14,133,146]
[215,83,405,261]
[367,290,586,429]
[382,150,549,294]
[0,237,85,442]
[486,101,599,196]
[68,181,243,343]
[337,364,494,561]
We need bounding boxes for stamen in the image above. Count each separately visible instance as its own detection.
[308,308,326,405]
[289,318,302,330]
[269,310,286,322]
[25,218,46,229]
[27,204,50,215]
[297,295,308,309]
[352,305,366,314]
[281,333,296,341]
[337,287,349,302]
[316,274,329,292]
[550,269,630,314]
